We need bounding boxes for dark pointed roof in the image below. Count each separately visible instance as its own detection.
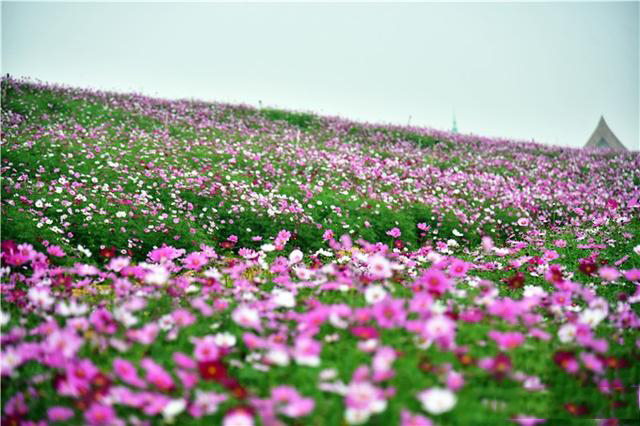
[584,116,627,151]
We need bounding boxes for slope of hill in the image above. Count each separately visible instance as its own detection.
[1,77,639,425]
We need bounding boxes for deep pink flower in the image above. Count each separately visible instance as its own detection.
[84,404,116,426]
[182,251,208,270]
[47,245,65,257]
[488,330,525,351]
[386,227,401,238]
[448,259,470,277]
[372,298,406,328]
[113,358,146,388]
[193,336,221,362]
[47,406,74,422]
[140,358,175,392]
[598,266,620,281]
[417,268,453,296]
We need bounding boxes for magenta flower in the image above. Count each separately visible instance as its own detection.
[446,370,465,391]
[140,358,175,392]
[84,403,117,426]
[624,268,640,282]
[598,266,620,281]
[417,268,453,296]
[113,358,146,388]
[171,308,196,327]
[47,406,74,422]
[47,245,65,257]
[147,245,185,263]
[173,352,197,369]
[448,259,470,277]
[386,227,401,238]
[401,409,433,426]
[183,251,208,270]
[372,298,406,329]
[488,330,525,351]
[193,336,221,362]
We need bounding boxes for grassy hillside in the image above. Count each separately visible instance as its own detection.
[1,77,639,425]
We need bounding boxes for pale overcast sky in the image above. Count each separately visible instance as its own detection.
[2,1,639,149]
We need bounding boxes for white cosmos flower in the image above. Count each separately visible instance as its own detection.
[266,348,290,366]
[0,310,10,327]
[272,289,296,308]
[365,285,387,304]
[367,255,392,279]
[417,387,457,415]
[141,263,169,285]
[288,249,303,265]
[56,299,89,317]
[523,285,547,299]
[162,399,186,423]
[28,288,54,310]
[579,308,607,327]
[557,323,577,343]
[213,332,237,348]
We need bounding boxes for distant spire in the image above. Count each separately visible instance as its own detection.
[451,112,458,134]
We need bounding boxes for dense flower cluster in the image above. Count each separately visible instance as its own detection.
[1,78,639,424]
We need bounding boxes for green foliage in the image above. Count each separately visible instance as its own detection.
[262,108,318,129]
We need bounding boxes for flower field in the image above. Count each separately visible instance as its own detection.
[1,76,639,425]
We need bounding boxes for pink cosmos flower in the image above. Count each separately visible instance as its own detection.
[488,330,525,351]
[482,236,494,252]
[271,386,315,417]
[624,268,640,282]
[448,259,470,277]
[372,346,397,378]
[386,227,401,238]
[344,379,387,424]
[140,358,175,392]
[189,390,227,418]
[322,229,334,241]
[84,403,117,426]
[489,298,523,324]
[417,268,453,296]
[401,409,433,426]
[183,251,208,270]
[47,245,65,257]
[367,254,392,279]
[512,416,546,425]
[147,245,185,263]
[47,406,75,422]
[293,336,322,367]
[423,315,456,348]
[351,326,380,340]
[171,309,196,327]
[127,323,159,345]
[579,352,604,374]
[173,352,197,370]
[222,408,254,426]
[598,267,620,281]
[113,358,146,388]
[372,298,406,329]
[231,305,262,331]
[239,248,259,260]
[274,230,292,250]
[554,239,567,248]
[193,336,221,362]
[446,370,465,391]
